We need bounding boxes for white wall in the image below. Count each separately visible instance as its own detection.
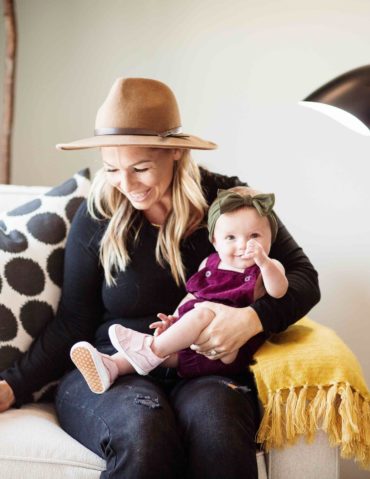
[1,1,369,477]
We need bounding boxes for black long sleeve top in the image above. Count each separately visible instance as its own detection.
[1,168,320,405]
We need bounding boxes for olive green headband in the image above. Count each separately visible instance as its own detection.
[207,189,278,242]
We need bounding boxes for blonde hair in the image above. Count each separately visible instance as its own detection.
[227,186,261,197]
[87,149,207,287]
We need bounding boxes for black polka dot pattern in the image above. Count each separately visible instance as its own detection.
[0,229,28,253]
[20,301,54,338]
[5,258,45,296]
[47,248,64,287]
[7,198,42,217]
[65,197,84,223]
[0,305,17,341]
[77,168,90,180]
[46,178,78,197]
[0,169,91,377]
[27,213,66,244]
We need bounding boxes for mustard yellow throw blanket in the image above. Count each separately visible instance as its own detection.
[250,317,370,469]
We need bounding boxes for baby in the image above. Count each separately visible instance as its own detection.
[71,186,288,393]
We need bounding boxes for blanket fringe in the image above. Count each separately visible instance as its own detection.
[256,383,370,470]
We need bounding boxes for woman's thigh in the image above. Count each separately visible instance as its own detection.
[55,369,186,479]
[171,374,259,479]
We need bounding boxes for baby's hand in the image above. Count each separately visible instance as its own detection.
[149,313,177,336]
[242,239,269,268]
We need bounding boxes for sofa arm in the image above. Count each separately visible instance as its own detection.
[267,431,339,479]
[0,403,105,479]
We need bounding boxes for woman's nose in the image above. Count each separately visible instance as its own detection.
[118,171,132,191]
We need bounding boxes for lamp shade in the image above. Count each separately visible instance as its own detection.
[300,65,370,135]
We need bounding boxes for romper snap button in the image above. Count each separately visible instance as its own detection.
[205,270,212,277]
[244,275,251,282]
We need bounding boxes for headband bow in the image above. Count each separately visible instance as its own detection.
[217,190,275,216]
[208,189,278,242]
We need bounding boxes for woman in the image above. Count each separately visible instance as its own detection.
[0,78,320,479]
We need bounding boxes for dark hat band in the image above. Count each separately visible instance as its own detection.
[94,126,188,138]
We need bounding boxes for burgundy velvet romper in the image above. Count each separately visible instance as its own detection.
[176,252,266,378]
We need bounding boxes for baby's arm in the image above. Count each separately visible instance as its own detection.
[259,258,288,298]
[244,239,288,298]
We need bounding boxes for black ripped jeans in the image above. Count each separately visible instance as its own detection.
[55,363,260,479]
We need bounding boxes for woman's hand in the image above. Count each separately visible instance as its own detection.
[190,303,263,360]
[0,380,15,412]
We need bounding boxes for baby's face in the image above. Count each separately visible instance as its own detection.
[212,207,272,269]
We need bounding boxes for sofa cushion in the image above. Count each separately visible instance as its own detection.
[0,403,105,479]
[0,185,49,212]
[0,170,91,374]
[0,403,269,479]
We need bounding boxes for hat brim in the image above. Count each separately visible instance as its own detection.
[56,133,217,151]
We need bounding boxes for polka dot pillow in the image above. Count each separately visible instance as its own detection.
[0,169,91,372]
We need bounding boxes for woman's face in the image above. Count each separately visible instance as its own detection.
[101,146,181,216]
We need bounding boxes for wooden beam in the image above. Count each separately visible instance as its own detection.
[1,0,17,184]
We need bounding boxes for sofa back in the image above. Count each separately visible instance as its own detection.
[0,184,49,212]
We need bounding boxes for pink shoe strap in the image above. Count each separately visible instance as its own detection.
[127,330,152,352]
[101,354,119,383]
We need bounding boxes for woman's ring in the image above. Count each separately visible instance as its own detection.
[209,349,218,356]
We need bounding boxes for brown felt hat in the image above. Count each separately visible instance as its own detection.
[56,78,217,151]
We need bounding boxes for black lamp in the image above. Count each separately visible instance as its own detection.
[300,64,370,135]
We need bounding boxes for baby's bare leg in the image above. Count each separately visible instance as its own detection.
[161,353,179,368]
[111,352,180,371]
[151,307,215,358]
[111,352,137,374]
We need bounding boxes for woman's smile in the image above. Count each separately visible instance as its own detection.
[126,188,152,203]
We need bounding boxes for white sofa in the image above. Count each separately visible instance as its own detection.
[0,184,339,479]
